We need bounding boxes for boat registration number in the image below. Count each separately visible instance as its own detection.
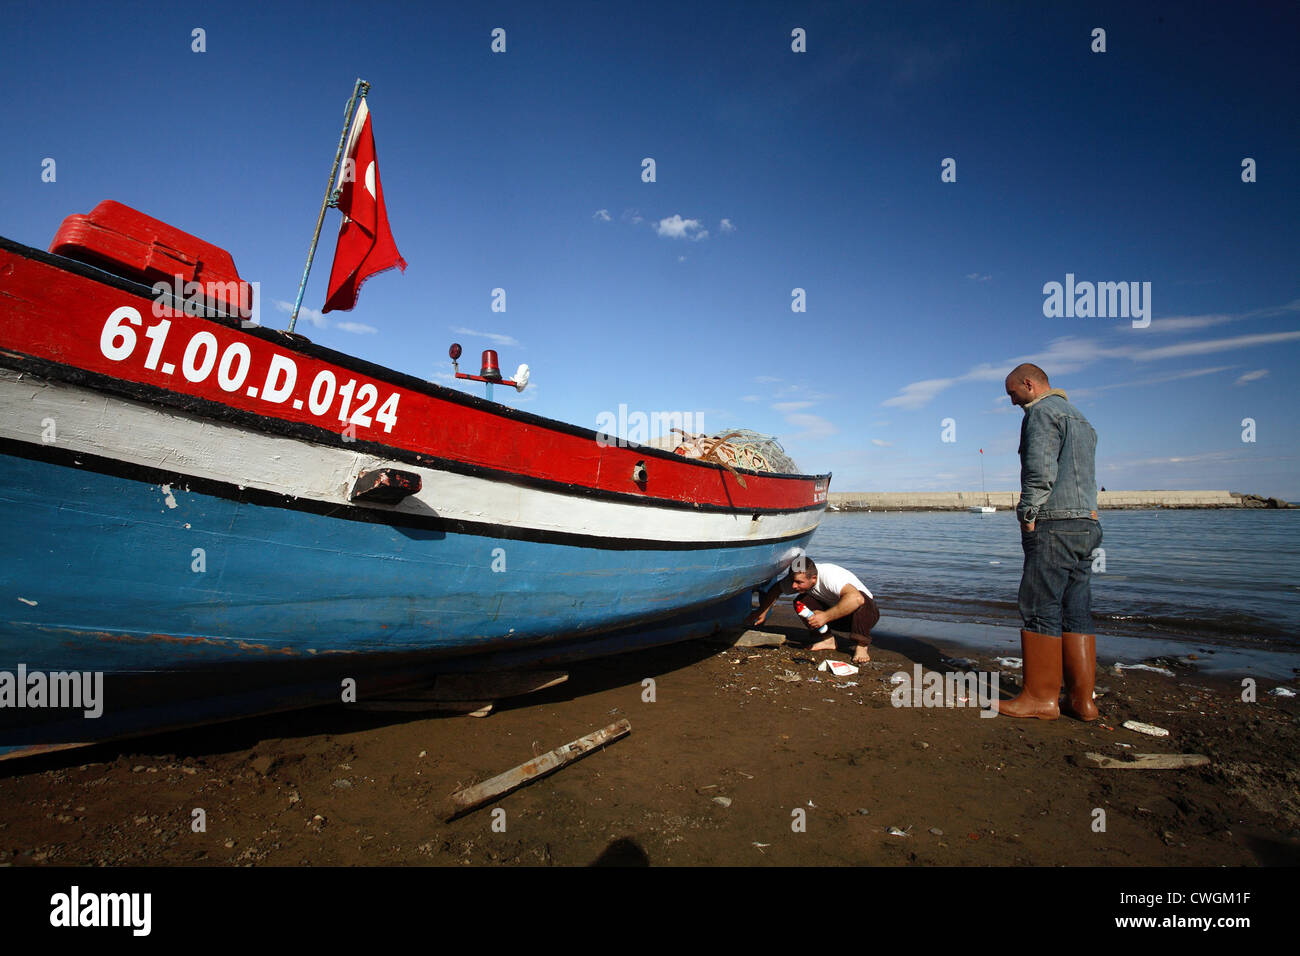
[97,306,401,434]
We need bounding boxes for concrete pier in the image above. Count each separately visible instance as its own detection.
[826,489,1272,512]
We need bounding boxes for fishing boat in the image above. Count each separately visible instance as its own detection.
[0,201,829,759]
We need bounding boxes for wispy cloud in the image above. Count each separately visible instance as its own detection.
[966,272,991,282]
[719,218,736,234]
[882,298,1300,410]
[783,413,837,441]
[773,401,814,412]
[871,439,892,447]
[450,326,520,347]
[1140,298,1300,333]
[882,376,960,409]
[273,299,377,335]
[593,208,611,222]
[1130,330,1300,361]
[333,320,379,334]
[1073,366,1235,397]
[1235,369,1269,386]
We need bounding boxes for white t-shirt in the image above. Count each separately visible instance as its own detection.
[784,562,873,605]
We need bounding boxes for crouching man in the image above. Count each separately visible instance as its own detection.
[747,556,880,663]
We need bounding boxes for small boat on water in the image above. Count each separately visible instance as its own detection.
[968,448,996,513]
[0,201,829,759]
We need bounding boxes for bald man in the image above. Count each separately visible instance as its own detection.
[999,364,1102,721]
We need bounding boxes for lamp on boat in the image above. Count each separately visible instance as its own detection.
[449,342,529,399]
[479,349,503,382]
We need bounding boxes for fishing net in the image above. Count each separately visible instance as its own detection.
[662,427,801,475]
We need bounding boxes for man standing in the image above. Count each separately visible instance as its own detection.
[999,363,1102,721]
[747,556,880,663]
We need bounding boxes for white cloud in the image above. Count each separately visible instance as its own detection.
[656,214,707,240]
[333,321,378,334]
[773,401,814,412]
[621,208,644,225]
[871,439,892,447]
[781,414,837,442]
[966,272,991,282]
[740,394,761,402]
[719,218,736,233]
[593,209,612,222]
[1141,298,1300,333]
[1235,369,1269,386]
[272,299,373,334]
[450,326,520,347]
[882,377,959,410]
[1075,366,1235,396]
[1130,330,1300,361]
[881,309,1300,410]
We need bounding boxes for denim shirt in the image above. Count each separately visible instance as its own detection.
[1017,392,1098,523]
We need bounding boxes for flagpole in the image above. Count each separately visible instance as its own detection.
[288,77,370,334]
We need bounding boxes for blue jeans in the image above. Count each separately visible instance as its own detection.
[1019,518,1102,636]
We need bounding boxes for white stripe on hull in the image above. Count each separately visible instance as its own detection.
[0,369,822,544]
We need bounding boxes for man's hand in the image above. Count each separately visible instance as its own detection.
[1020,519,1036,532]
[807,611,830,630]
[745,609,768,627]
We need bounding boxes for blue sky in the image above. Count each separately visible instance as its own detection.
[3,0,1297,496]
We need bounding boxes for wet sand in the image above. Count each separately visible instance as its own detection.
[2,605,1297,867]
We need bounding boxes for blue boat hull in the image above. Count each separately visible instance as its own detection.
[0,446,807,757]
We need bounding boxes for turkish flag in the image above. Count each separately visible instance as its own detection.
[322,98,405,312]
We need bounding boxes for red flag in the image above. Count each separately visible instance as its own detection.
[322,98,405,312]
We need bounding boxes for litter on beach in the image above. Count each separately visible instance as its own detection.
[818,659,860,677]
[994,657,1023,669]
[1114,662,1176,677]
[1269,687,1296,697]
[1122,720,1170,737]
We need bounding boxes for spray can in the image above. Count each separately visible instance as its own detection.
[794,599,829,634]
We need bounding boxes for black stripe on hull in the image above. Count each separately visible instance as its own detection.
[0,437,817,553]
[0,235,831,486]
[0,352,827,518]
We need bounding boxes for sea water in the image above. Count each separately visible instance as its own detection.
[809,509,1300,652]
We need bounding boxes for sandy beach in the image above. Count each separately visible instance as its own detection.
[2,603,1296,868]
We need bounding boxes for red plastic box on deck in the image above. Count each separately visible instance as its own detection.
[48,200,253,317]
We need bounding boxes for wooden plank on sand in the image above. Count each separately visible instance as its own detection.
[447,719,632,819]
[1081,752,1210,770]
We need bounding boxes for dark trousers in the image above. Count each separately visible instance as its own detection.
[1019,518,1102,636]
[802,591,880,645]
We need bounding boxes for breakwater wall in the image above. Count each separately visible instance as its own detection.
[825,490,1287,512]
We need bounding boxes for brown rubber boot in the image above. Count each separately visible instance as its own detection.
[997,629,1061,719]
[1061,632,1099,721]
